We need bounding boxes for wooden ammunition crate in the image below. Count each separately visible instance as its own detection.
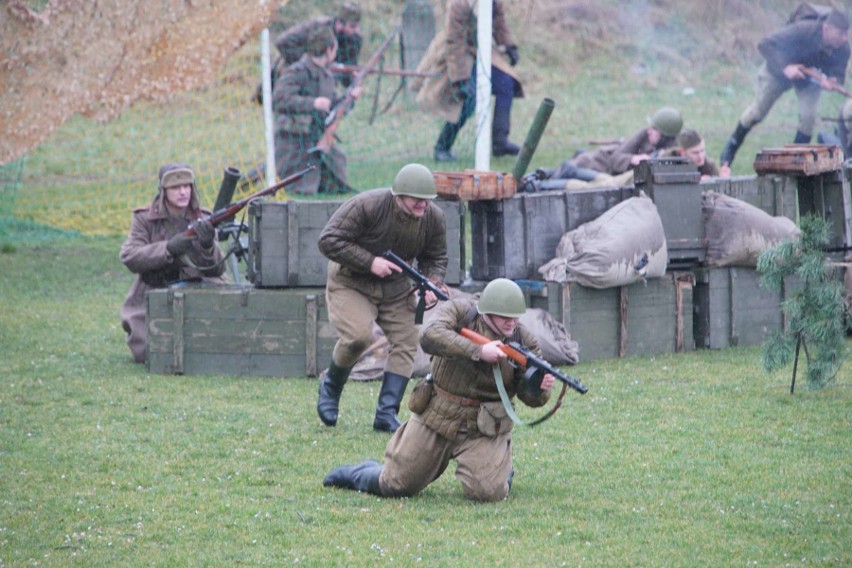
[516,272,695,361]
[470,186,637,280]
[434,169,516,200]
[247,198,465,287]
[753,144,844,176]
[146,285,337,377]
[796,169,852,252]
[692,267,794,349]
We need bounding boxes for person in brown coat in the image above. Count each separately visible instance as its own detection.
[323,278,554,502]
[316,163,448,433]
[273,25,362,196]
[544,107,683,182]
[670,129,731,180]
[411,0,524,161]
[119,163,227,363]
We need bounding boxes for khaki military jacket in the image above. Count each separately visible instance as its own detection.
[418,298,551,440]
[573,128,677,176]
[318,188,448,295]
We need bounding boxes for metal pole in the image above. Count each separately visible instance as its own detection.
[260,29,276,183]
[475,0,492,171]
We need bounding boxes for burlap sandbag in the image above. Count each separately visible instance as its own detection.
[703,191,800,268]
[538,194,668,288]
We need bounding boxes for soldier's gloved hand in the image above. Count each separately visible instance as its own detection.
[194,219,216,250]
[166,233,194,258]
[505,45,519,66]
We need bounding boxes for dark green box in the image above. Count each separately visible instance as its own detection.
[517,272,695,361]
[247,198,464,287]
[146,285,337,377]
[692,267,788,349]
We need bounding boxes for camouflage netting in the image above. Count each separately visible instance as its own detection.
[0,0,276,164]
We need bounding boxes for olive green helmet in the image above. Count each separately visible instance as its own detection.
[477,278,526,318]
[392,163,437,199]
[649,107,683,138]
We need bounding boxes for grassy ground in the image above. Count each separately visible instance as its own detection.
[0,229,849,566]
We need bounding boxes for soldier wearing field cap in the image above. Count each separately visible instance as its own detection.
[316,163,448,433]
[119,163,227,363]
[323,278,555,502]
[542,107,684,182]
[720,8,850,168]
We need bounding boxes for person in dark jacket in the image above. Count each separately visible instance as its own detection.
[322,278,554,502]
[316,163,448,433]
[720,8,850,167]
[119,163,227,363]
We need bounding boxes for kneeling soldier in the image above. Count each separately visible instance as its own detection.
[323,278,555,502]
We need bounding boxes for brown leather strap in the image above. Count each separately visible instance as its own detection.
[432,384,482,407]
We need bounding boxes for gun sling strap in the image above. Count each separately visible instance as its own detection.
[492,364,568,427]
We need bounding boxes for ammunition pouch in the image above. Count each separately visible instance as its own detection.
[140,267,181,288]
[407,375,434,414]
[476,400,513,437]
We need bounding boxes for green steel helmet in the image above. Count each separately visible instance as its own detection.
[476,278,526,318]
[649,107,683,138]
[392,163,437,199]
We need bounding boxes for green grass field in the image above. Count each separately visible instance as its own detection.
[0,229,849,566]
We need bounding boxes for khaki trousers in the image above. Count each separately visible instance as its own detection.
[740,63,822,136]
[379,414,514,502]
[326,274,419,377]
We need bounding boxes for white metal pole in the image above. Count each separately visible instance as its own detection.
[475,0,492,171]
[260,29,277,183]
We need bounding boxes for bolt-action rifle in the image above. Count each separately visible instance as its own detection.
[381,249,449,324]
[310,27,400,154]
[183,165,315,237]
[460,327,588,395]
[797,65,852,98]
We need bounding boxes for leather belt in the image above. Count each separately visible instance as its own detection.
[433,383,482,407]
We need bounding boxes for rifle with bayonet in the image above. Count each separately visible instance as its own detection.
[460,327,588,395]
[797,65,852,98]
[183,165,315,237]
[330,63,438,79]
[381,249,449,324]
[311,27,400,154]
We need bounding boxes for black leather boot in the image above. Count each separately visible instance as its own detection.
[793,130,811,144]
[434,122,460,162]
[323,459,384,494]
[373,372,409,433]
[492,106,520,157]
[317,361,352,427]
[719,122,751,167]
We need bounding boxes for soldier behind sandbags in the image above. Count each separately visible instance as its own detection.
[323,278,555,502]
[119,164,227,363]
[272,25,362,196]
[315,163,448,434]
[666,129,731,180]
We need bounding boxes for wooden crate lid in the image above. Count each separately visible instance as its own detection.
[753,144,844,176]
[433,169,516,201]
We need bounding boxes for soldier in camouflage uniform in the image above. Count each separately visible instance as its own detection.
[119,164,227,363]
[323,279,555,502]
[272,26,362,195]
[316,163,448,433]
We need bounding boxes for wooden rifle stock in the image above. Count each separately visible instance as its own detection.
[460,327,529,366]
[312,27,400,154]
[798,65,852,98]
[184,165,315,237]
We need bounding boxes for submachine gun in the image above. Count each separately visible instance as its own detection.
[381,249,449,324]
